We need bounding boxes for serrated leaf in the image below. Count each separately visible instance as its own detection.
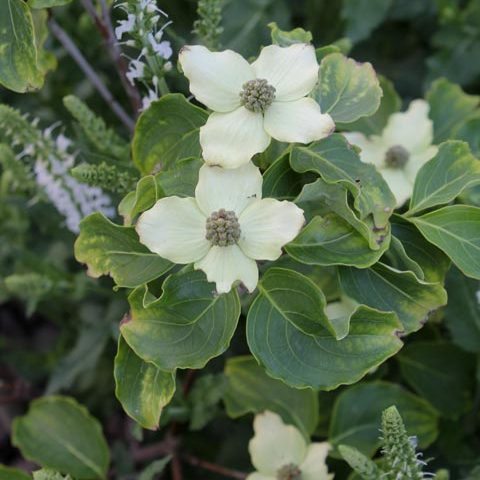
[290,134,396,228]
[224,356,319,437]
[12,396,109,479]
[121,270,240,371]
[114,337,176,430]
[339,263,447,333]
[407,141,480,215]
[0,465,30,480]
[268,22,312,46]
[409,205,480,280]
[132,94,207,174]
[313,53,382,123]
[75,212,173,288]
[329,382,439,457]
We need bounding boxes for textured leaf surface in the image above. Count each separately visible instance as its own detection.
[122,270,240,371]
[0,466,30,480]
[29,0,72,7]
[12,396,109,479]
[224,356,318,437]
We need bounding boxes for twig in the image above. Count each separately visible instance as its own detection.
[182,454,248,480]
[48,17,135,132]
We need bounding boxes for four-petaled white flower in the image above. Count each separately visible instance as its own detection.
[247,411,333,480]
[179,43,335,169]
[344,100,438,207]
[136,163,304,294]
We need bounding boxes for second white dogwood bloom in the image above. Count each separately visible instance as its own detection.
[179,43,334,168]
[136,163,304,293]
[344,100,438,207]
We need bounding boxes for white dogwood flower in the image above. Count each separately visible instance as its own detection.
[136,163,304,294]
[179,44,334,169]
[344,100,438,207]
[248,411,333,480]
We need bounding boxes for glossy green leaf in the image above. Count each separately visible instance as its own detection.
[329,382,439,456]
[12,396,109,479]
[118,176,159,226]
[154,157,201,198]
[132,94,207,174]
[398,341,475,417]
[31,9,57,77]
[0,466,30,480]
[262,153,304,200]
[29,0,72,7]
[407,141,480,215]
[268,22,312,46]
[290,134,396,228]
[223,356,319,437]
[0,0,43,92]
[121,270,240,371]
[114,336,176,430]
[409,205,480,280]
[286,214,386,268]
[75,213,173,288]
[247,270,403,390]
[426,78,480,144]
[339,263,447,333]
[313,53,382,123]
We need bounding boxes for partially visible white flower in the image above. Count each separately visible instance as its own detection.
[179,44,335,169]
[115,13,136,40]
[136,163,304,294]
[147,32,172,59]
[142,89,158,110]
[126,59,146,85]
[344,100,438,207]
[247,411,333,480]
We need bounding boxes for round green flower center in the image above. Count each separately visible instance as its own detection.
[277,463,302,480]
[240,78,276,113]
[385,145,410,169]
[205,209,241,247]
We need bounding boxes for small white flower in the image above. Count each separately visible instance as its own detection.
[179,44,334,169]
[247,411,333,480]
[344,100,438,207]
[115,13,136,40]
[141,89,158,110]
[147,32,172,59]
[136,163,304,293]
[126,59,146,85]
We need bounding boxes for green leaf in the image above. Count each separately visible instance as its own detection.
[31,9,56,77]
[114,336,176,430]
[286,214,387,268]
[0,0,43,92]
[329,382,439,457]
[247,269,403,389]
[339,263,447,333]
[398,341,475,417]
[138,457,171,480]
[456,117,480,157]
[0,465,31,480]
[74,212,173,288]
[121,270,240,371]
[426,78,480,144]
[445,268,480,353]
[118,176,159,226]
[290,134,396,228]
[223,356,319,437]
[409,205,480,280]
[341,0,393,43]
[407,141,480,215]
[313,53,382,123]
[12,396,110,479]
[33,470,72,480]
[338,445,381,480]
[29,0,72,7]
[262,153,304,201]
[132,94,208,174]
[268,22,312,46]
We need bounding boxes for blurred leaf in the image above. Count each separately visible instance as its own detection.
[338,445,381,480]
[114,337,176,430]
[29,0,72,7]
[33,470,72,480]
[313,53,382,123]
[0,465,30,480]
[31,10,57,78]
[329,382,439,457]
[268,22,312,46]
[138,456,172,480]
[456,117,480,157]
[261,153,304,200]
[12,396,110,479]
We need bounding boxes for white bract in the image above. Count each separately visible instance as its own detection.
[136,163,304,294]
[344,100,438,207]
[179,43,335,169]
[247,411,333,480]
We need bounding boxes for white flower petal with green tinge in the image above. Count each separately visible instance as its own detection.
[200,107,271,168]
[343,132,388,168]
[239,199,305,261]
[252,44,319,101]
[194,245,258,293]
[300,443,333,480]
[382,100,434,154]
[380,168,413,208]
[246,473,275,480]
[136,197,209,264]
[195,163,263,217]
[404,145,439,183]
[263,98,334,144]
[249,411,307,476]
[179,45,254,112]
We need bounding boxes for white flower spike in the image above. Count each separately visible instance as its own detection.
[248,411,333,480]
[136,163,304,294]
[179,44,335,169]
[344,100,438,207]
